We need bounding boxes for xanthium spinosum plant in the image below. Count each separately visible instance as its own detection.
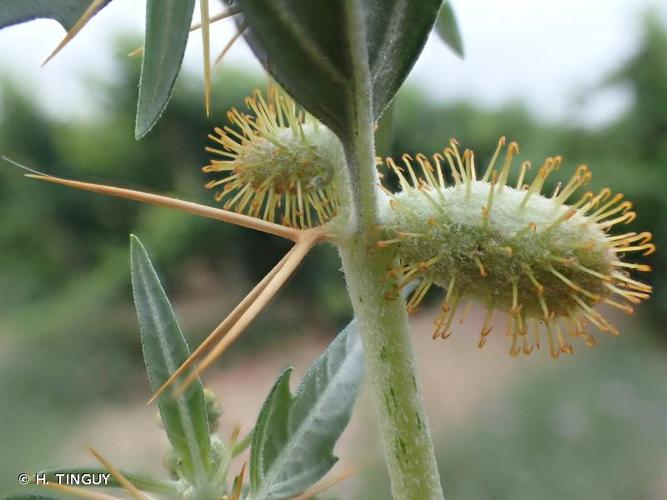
[0,1,657,498]
[5,85,654,500]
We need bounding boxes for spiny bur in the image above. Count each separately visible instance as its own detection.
[203,87,344,229]
[378,138,654,358]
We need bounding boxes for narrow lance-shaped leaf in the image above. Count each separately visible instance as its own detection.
[0,0,112,30]
[435,0,465,58]
[249,321,364,499]
[130,235,211,482]
[237,0,442,139]
[135,0,196,139]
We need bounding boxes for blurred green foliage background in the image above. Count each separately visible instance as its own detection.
[1,14,666,499]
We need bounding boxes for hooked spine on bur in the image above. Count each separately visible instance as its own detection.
[203,87,344,229]
[377,137,654,358]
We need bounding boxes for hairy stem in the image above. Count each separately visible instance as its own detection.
[339,246,444,500]
[337,2,444,498]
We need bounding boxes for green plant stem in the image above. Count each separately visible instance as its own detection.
[337,3,444,498]
[339,245,444,500]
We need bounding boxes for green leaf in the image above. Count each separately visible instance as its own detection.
[0,0,111,30]
[135,0,196,139]
[130,235,211,482]
[249,321,364,499]
[36,468,178,495]
[237,0,442,138]
[435,0,465,58]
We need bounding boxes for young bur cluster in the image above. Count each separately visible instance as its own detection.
[202,93,654,359]
[378,138,654,358]
[20,86,653,374]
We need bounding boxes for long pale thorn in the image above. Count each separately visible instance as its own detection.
[130,7,242,57]
[87,445,146,500]
[16,174,302,241]
[147,247,295,404]
[191,7,242,31]
[215,24,247,65]
[174,231,320,396]
[200,0,212,116]
[229,462,247,500]
[293,469,356,500]
[42,0,108,66]
[1,156,304,240]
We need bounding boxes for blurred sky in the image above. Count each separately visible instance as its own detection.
[0,0,666,127]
